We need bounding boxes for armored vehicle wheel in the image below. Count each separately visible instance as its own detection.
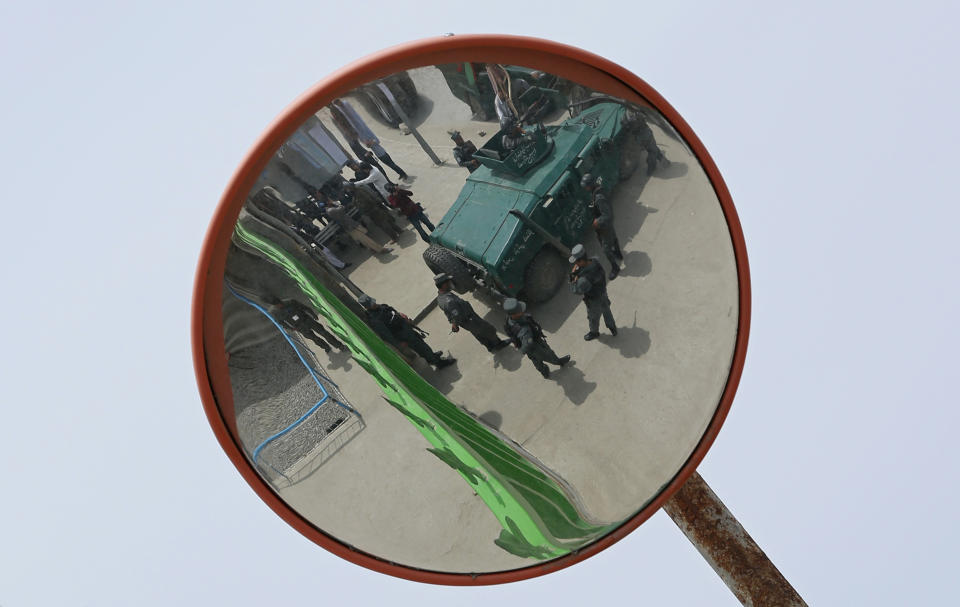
[423,245,476,294]
[523,247,567,304]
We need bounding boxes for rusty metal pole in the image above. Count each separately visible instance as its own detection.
[662,472,807,606]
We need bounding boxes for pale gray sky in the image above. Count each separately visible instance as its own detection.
[2,1,958,605]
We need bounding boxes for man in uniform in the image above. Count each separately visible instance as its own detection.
[622,110,665,174]
[503,298,571,379]
[435,274,510,353]
[581,173,623,280]
[268,297,345,353]
[449,130,480,173]
[569,244,618,341]
[358,294,456,369]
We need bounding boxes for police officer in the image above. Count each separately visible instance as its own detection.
[581,173,623,280]
[503,298,570,379]
[435,274,511,353]
[268,297,345,353]
[622,110,665,174]
[358,294,456,369]
[449,130,480,173]
[569,244,618,341]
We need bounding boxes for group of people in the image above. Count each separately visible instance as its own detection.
[350,234,619,381]
[251,93,656,382]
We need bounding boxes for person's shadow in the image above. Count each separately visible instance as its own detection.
[598,317,650,359]
[324,348,354,372]
[421,359,463,395]
[618,250,652,278]
[551,360,597,405]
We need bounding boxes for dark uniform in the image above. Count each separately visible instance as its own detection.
[503,299,570,379]
[250,187,324,243]
[361,296,455,369]
[570,251,617,340]
[436,285,509,352]
[588,185,623,279]
[453,140,480,172]
[623,111,665,174]
[269,299,344,353]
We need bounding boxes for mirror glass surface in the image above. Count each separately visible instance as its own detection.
[218,60,739,573]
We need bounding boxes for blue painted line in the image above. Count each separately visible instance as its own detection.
[225,282,358,475]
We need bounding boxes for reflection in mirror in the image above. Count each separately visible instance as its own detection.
[219,61,737,573]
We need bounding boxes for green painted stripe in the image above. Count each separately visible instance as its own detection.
[233,223,621,558]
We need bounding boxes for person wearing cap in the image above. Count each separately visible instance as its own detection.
[386,183,436,243]
[502,298,570,379]
[358,294,456,370]
[267,297,346,354]
[449,130,480,173]
[435,274,510,353]
[569,244,617,341]
[581,173,623,280]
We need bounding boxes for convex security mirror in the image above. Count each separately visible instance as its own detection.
[193,35,749,584]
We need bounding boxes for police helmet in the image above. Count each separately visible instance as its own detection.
[357,294,376,308]
[502,298,526,315]
[568,243,587,264]
[580,173,597,189]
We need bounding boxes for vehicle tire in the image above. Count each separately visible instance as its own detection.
[422,245,476,294]
[523,247,568,304]
[353,90,401,128]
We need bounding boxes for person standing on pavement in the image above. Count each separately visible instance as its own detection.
[385,183,436,243]
[502,298,570,379]
[349,160,393,202]
[568,244,617,341]
[622,110,666,175]
[267,297,345,354]
[329,98,410,181]
[434,274,511,353]
[449,130,480,172]
[358,294,456,370]
[581,173,623,280]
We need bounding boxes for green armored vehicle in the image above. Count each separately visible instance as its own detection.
[423,102,649,303]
